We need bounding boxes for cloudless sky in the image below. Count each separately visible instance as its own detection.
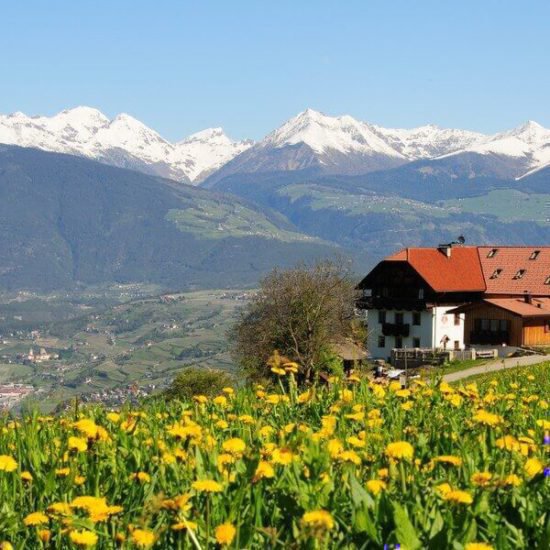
[1,0,549,140]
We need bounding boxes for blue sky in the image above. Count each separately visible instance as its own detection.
[1,1,549,140]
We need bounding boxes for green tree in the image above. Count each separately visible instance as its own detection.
[229,259,360,382]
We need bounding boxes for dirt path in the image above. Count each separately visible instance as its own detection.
[442,354,547,382]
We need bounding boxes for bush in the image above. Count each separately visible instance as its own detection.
[163,367,233,401]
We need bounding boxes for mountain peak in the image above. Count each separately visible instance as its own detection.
[56,106,110,124]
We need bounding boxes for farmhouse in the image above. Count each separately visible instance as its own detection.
[357,244,550,359]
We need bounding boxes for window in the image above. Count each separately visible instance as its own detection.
[418,288,425,299]
[363,288,372,297]
[475,319,508,333]
[378,335,386,348]
[454,340,460,350]
[413,312,421,326]
[513,269,526,280]
[454,314,461,326]
[395,312,404,325]
[378,310,386,324]
[395,336,403,348]
[545,320,550,333]
[412,337,420,348]
[487,248,498,258]
[530,250,540,260]
[490,269,503,279]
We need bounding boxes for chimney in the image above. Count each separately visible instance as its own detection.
[524,291,532,304]
[438,244,452,258]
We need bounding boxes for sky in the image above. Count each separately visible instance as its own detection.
[1,0,549,141]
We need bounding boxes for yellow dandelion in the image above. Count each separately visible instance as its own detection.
[366,479,386,495]
[0,455,17,472]
[69,530,98,547]
[254,461,275,480]
[302,509,335,531]
[524,457,543,477]
[68,436,88,452]
[192,479,223,492]
[20,471,33,482]
[23,512,49,526]
[131,529,156,548]
[215,523,236,545]
[385,441,414,460]
[444,490,473,504]
[222,438,246,455]
[471,472,492,486]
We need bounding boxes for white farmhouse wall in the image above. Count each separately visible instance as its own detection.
[367,307,466,359]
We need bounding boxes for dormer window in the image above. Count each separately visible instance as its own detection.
[490,269,503,279]
[513,269,526,280]
[487,248,498,258]
[545,275,550,285]
[529,250,540,260]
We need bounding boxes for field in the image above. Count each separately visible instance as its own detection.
[0,288,248,411]
[0,363,547,548]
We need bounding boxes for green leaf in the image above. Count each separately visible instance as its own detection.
[393,502,422,550]
[350,474,374,509]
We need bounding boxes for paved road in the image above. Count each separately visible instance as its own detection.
[442,354,547,382]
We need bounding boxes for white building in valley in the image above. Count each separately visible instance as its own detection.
[357,243,486,361]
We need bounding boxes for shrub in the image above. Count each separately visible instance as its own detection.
[163,367,233,401]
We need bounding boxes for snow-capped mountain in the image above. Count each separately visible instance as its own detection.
[439,120,550,179]
[371,124,486,159]
[1,106,548,185]
[0,107,252,183]
[204,109,492,185]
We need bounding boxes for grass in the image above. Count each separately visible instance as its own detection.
[0,363,547,548]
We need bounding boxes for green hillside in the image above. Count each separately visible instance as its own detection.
[0,146,337,292]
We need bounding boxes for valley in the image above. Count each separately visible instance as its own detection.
[0,286,248,411]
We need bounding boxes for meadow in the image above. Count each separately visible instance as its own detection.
[0,363,548,549]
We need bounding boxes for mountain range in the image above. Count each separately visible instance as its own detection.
[0,107,548,292]
[2,107,550,185]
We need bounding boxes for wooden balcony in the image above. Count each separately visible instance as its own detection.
[470,331,509,345]
[382,323,410,337]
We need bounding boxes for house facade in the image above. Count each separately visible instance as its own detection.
[357,244,550,359]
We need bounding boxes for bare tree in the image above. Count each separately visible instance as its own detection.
[229,259,360,382]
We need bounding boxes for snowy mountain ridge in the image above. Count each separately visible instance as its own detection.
[0,106,548,183]
[0,107,252,183]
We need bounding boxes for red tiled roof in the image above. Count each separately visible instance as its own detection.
[451,297,550,318]
[386,247,486,292]
[484,297,550,317]
[479,246,550,296]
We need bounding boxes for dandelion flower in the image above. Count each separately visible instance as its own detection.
[444,490,473,504]
[366,479,386,495]
[23,512,49,526]
[222,438,246,455]
[20,471,33,482]
[472,410,502,427]
[524,458,543,477]
[302,509,335,531]
[0,455,17,472]
[192,479,223,493]
[471,472,492,486]
[465,544,494,550]
[131,529,156,548]
[69,530,98,547]
[254,461,275,480]
[215,523,236,545]
[385,441,414,460]
[433,455,463,467]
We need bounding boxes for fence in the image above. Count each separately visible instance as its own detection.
[390,347,497,368]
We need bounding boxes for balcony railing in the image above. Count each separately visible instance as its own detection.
[470,331,509,345]
[382,323,410,337]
